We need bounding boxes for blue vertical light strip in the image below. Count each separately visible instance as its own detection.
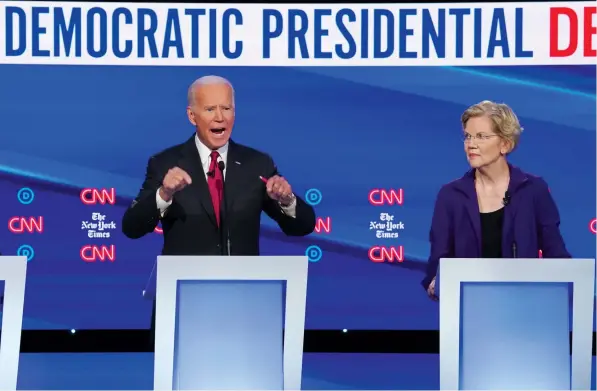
[172,283,181,390]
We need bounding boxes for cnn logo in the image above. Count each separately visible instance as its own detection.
[368,189,404,206]
[80,245,116,262]
[314,217,331,234]
[80,188,116,205]
[368,246,404,263]
[8,216,44,233]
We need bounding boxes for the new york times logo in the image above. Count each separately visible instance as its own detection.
[81,212,116,238]
[369,213,405,239]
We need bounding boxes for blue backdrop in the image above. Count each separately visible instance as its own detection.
[0,65,594,330]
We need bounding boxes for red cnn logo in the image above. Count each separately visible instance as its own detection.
[314,217,332,234]
[368,189,404,206]
[368,246,404,263]
[549,6,597,57]
[8,216,44,233]
[80,188,116,205]
[590,218,597,234]
[80,245,116,262]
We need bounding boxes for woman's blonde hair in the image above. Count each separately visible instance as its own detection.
[461,100,523,153]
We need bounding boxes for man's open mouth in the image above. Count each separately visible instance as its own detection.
[210,128,226,135]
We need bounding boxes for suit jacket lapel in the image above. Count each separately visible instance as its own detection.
[460,171,482,254]
[177,136,217,227]
[502,164,528,249]
[223,140,243,214]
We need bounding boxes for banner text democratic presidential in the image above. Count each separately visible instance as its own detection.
[3,5,536,60]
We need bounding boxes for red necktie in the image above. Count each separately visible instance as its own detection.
[207,151,223,226]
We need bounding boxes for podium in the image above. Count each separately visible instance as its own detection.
[0,256,27,390]
[150,255,308,391]
[438,258,595,390]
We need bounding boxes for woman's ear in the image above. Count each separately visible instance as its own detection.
[501,139,513,155]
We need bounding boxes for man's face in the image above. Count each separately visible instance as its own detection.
[187,83,235,149]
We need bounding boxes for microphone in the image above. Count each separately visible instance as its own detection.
[207,169,215,177]
[218,161,230,256]
[502,191,511,206]
[512,241,517,258]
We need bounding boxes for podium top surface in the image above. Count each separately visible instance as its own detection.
[156,255,309,281]
[439,258,595,282]
[0,256,28,278]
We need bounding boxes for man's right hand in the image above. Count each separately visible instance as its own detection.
[159,167,192,202]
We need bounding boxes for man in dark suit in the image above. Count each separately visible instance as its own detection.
[121,76,316,344]
[122,75,316,249]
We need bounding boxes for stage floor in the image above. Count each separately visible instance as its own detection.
[14,353,597,390]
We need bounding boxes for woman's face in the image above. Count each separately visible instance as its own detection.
[463,116,509,169]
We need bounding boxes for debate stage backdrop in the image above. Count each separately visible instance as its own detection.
[0,65,594,330]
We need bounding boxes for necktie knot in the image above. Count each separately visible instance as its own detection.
[209,151,220,171]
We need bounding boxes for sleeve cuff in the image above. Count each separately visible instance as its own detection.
[156,188,173,217]
[279,197,297,218]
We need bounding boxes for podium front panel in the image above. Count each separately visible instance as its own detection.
[0,256,27,391]
[439,258,594,390]
[173,280,284,390]
[154,256,307,391]
[460,282,570,389]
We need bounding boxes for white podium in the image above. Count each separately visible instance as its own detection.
[0,256,27,390]
[151,255,308,391]
[439,258,595,390]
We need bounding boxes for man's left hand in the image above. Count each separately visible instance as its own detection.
[266,175,294,206]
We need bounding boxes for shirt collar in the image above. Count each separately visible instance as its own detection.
[195,134,228,165]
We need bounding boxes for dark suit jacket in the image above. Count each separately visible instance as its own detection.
[122,136,316,253]
[422,164,571,290]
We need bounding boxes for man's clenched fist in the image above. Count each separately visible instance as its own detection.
[159,167,192,201]
[265,175,294,206]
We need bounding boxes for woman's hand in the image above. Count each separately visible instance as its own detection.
[427,276,438,301]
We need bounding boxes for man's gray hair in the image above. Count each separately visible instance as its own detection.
[187,75,235,106]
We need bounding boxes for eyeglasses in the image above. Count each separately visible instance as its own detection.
[462,133,499,143]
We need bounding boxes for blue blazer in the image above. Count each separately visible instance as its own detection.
[422,164,571,289]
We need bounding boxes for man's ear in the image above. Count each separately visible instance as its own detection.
[187,107,196,126]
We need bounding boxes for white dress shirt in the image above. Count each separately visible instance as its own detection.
[156,135,296,218]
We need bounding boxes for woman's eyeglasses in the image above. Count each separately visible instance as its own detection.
[462,133,499,143]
